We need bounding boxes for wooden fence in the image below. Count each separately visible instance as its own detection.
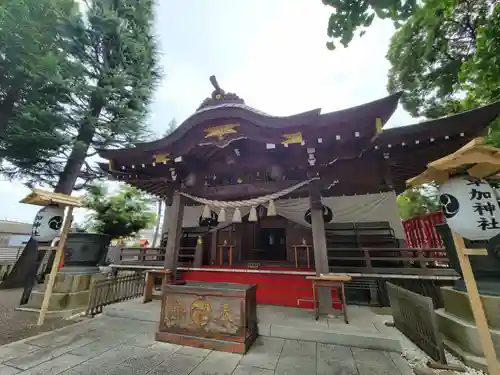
[0,246,51,281]
[86,273,145,317]
[387,282,446,364]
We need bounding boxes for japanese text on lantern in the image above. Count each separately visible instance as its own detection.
[467,179,500,231]
[31,214,43,237]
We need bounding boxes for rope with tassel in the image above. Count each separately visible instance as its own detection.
[180,177,319,222]
[180,177,318,207]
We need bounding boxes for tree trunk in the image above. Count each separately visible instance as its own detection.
[53,93,103,194]
[151,200,162,248]
[0,84,22,135]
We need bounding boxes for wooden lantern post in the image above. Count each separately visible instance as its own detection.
[407,138,500,375]
[20,189,83,326]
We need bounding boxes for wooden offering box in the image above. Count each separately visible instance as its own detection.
[156,282,258,354]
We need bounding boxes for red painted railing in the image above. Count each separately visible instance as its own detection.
[402,211,445,249]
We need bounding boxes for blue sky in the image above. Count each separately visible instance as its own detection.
[0,0,415,224]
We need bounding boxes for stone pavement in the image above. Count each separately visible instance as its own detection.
[0,315,414,375]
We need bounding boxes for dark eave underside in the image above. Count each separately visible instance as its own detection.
[374,99,500,147]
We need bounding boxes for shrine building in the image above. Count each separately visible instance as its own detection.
[97,76,500,308]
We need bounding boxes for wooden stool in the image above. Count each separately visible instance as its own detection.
[307,274,352,323]
[143,269,172,303]
[218,245,234,266]
[293,245,312,268]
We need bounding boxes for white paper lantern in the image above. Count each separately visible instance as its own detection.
[439,176,500,240]
[31,205,65,242]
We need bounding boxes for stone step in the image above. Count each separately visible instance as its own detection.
[258,322,401,352]
[102,301,402,353]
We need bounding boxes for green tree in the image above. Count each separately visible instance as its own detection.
[397,184,440,220]
[163,118,178,137]
[322,0,417,50]
[0,0,77,168]
[1,0,160,193]
[82,184,155,238]
[387,0,497,119]
[460,4,500,106]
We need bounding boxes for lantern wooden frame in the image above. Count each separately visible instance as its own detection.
[19,189,83,326]
[407,137,500,375]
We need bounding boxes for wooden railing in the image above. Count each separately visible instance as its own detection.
[328,247,450,273]
[118,246,197,267]
[326,221,399,249]
[86,273,145,316]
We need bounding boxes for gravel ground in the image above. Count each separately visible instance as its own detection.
[0,288,81,346]
[376,313,486,375]
[400,333,486,375]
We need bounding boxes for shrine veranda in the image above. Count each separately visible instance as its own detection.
[99,76,500,308]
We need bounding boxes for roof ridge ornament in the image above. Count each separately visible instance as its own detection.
[197,75,245,111]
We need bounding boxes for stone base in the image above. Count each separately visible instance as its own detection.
[452,279,500,297]
[436,308,500,357]
[19,269,105,317]
[441,286,500,329]
[442,337,499,373]
[437,286,500,371]
[155,331,255,354]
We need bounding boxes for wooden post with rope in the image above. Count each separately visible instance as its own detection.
[19,189,82,326]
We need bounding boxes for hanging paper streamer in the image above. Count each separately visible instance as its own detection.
[202,204,211,218]
[232,207,242,223]
[267,200,277,216]
[219,207,226,222]
[248,206,258,222]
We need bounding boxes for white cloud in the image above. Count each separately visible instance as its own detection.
[2,0,415,222]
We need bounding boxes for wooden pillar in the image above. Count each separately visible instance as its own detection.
[161,200,169,238]
[164,192,184,276]
[194,236,203,267]
[210,229,218,265]
[309,180,332,311]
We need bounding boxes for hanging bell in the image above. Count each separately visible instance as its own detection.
[248,206,258,222]
[219,207,226,222]
[232,207,242,223]
[202,204,211,218]
[267,200,277,216]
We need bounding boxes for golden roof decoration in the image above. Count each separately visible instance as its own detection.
[196,75,245,110]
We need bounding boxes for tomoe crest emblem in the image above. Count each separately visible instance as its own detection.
[439,194,459,219]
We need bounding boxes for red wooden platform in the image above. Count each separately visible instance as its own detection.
[181,266,341,310]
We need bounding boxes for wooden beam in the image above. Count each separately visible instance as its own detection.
[406,168,449,186]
